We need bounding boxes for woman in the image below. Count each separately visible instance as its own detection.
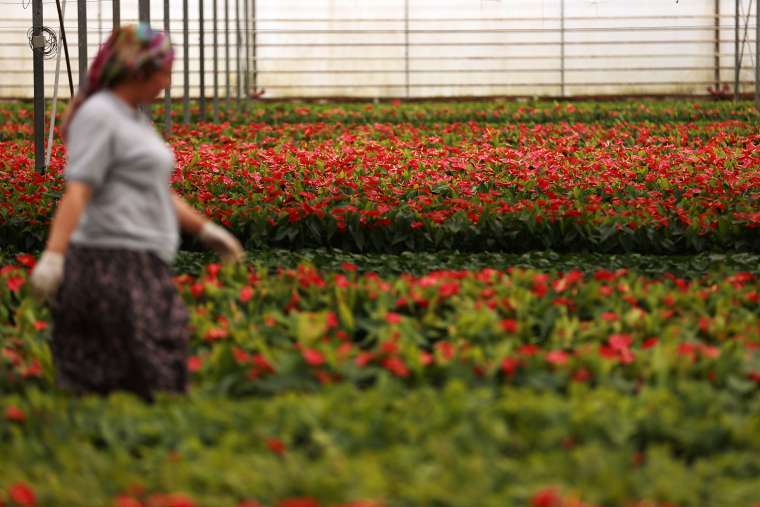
[29,23,243,400]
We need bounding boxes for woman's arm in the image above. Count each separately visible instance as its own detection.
[171,190,244,263]
[45,181,93,254]
[170,190,208,235]
[30,181,92,301]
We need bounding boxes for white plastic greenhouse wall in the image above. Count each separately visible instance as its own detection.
[0,0,757,99]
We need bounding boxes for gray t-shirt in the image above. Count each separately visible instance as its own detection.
[65,89,179,263]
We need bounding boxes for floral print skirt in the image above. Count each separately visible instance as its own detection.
[51,245,190,401]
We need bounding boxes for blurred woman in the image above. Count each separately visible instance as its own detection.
[29,23,244,401]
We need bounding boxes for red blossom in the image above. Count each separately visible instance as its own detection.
[6,276,25,293]
[8,483,36,507]
[5,405,26,423]
[114,496,144,507]
[500,356,521,376]
[382,357,410,377]
[545,350,569,366]
[239,285,254,302]
[499,319,519,334]
[531,487,562,507]
[267,437,286,455]
[302,349,326,366]
[278,498,320,507]
[187,356,203,373]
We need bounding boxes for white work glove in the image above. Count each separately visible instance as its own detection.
[29,250,65,302]
[198,221,245,263]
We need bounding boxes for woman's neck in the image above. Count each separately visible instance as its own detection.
[109,85,141,109]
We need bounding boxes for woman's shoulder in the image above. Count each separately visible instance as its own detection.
[70,91,119,131]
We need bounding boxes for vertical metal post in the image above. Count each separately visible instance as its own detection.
[199,0,206,121]
[163,0,171,135]
[404,0,409,98]
[243,0,250,108]
[213,0,219,121]
[225,0,231,112]
[735,0,741,100]
[78,0,87,88]
[183,0,190,124]
[252,0,257,98]
[756,0,760,109]
[113,0,120,29]
[55,0,74,97]
[140,0,150,116]
[560,0,565,97]
[714,0,720,88]
[139,0,150,24]
[236,0,242,110]
[33,0,45,173]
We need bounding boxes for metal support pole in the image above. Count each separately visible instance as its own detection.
[139,0,150,24]
[113,0,120,29]
[33,0,45,173]
[213,0,219,121]
[715,0,720,88]
[55,0,74,97]
[77,0,87,88]
[163,0,171,135]
[236,0,242,110]
[183,0,190,124]
[199,0,206,121]
[404,0,409,99]
[735,0,741,101]
[243,0,249,108]
[225,0,231,112]
[252,0,257,98]
[560,0,565,97]
[47,0,67,168]
[756,0,760,109]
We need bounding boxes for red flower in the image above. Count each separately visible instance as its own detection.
[267,437,286,455]
[32,321,48,331]
[382,357,410,377]
[642,337,659,349]
[190,283,205,298]
[385,312,402,325]
[302,349,325,366]
[531,487,562,507]
[6,276,25,293]
[187,356,203,373]
[5,405,26,423]
[499,319,519,334]
[572,368,592,383]
[545,350,569,366]
[240,286,254,303]
[16,254,37,269]
[203,327,228,342]
[519,344,541,356]
[8,482,36,507]
[500,356,521,376]
[435,341,455,360]
[278,498,320,507]
[340,262,358,272]
[206,263,221,279]
[115,496,144,507]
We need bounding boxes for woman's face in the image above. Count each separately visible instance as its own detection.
[136,60,173,103]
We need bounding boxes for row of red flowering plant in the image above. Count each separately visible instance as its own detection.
[2,98,759,135]
[2,255,759,396]
[2,114,760,253]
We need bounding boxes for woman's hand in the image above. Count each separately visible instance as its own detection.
[198,221,245,263]
[29,251,65,301]
[170,191,245,263]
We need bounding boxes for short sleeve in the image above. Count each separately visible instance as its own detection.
[64,101,114,189]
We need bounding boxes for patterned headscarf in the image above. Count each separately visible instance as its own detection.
[62,23,173,140]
